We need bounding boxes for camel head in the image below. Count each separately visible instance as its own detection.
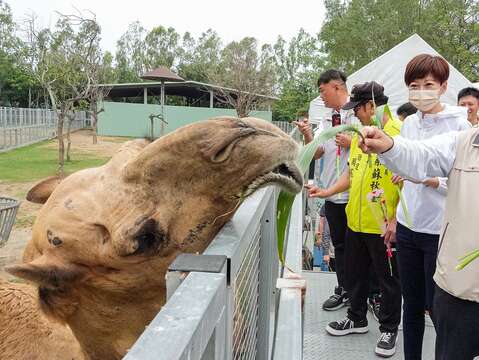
[5,117,302,358]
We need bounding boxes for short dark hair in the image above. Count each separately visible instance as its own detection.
[317,69,347,87]
[404,54,449,85]
[397,102,417,118]
[458,87,479,102]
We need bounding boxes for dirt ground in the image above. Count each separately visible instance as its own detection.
[0,129,129,279]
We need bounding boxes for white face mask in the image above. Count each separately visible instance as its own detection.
[409,89,440,112]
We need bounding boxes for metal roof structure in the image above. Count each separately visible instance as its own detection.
[97,80,279,102]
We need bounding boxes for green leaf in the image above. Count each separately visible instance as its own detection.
[276,124,362,264]
[456,248,479,270]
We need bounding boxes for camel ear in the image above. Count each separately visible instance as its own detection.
[5,256,85,289]
[6,257,85,321]
[26,176,63,204]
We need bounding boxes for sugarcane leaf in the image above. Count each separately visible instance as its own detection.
[276,124,362,264]
[456,248,479,270]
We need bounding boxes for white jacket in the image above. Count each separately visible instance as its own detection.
[396,104,470,234]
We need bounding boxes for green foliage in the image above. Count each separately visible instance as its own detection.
[273,79,318,122]
[320,0,479,81]
[0,140,109,182]
[0,1,38,107]
[272,29,324,121]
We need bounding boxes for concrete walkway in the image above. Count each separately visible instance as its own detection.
[303,271,436,360]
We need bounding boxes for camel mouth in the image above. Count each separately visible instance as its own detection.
[243,161,303,197]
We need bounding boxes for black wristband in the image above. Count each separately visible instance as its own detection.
[380,135,394,154]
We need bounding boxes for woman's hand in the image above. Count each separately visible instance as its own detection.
[358,126,394,154]
[423,177,440,188]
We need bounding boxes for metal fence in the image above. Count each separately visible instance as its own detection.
[0,107,88,151]
[273,121,295,134]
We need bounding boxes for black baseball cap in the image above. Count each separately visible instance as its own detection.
[342,81,388,110]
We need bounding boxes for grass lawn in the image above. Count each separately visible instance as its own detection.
[0,140,110,183]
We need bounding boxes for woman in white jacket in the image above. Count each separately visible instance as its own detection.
[392,54,470,360]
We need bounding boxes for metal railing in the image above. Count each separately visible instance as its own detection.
[273,121,295,134]
[0,107,88,151]
[272,192,304,360]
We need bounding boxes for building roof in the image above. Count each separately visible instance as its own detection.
[140,67,185,82]
[97,80,278,101]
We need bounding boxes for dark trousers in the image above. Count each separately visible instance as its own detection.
[369,267,380,299]
[396,223,438,360]
[345,228,402,333]
[433,285,479,360]
[324,201,348,293]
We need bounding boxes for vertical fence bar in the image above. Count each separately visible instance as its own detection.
[257,191,278,360]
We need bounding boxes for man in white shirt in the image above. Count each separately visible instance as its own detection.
[458,87,479,127]
[294,69,355,311]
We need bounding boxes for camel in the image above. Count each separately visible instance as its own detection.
[0,117,302,360]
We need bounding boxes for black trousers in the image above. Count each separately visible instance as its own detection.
[396,222,439,360]
[324,201,348,293]
[433,285,479,360]
[345,228,402,332]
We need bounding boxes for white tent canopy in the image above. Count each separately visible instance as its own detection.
[346,34,473,112]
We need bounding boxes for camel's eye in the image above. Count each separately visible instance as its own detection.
[47,230,63,246]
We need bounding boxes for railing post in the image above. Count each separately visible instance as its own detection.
[257,189,278,360]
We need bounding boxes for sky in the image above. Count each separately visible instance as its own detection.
[9,0,326,54]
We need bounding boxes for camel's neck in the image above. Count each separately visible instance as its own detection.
[68,286,165,360]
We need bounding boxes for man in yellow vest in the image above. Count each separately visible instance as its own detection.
[308,82,402,358]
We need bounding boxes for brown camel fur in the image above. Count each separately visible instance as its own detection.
[0,117,302,360]
[0,279,85,359]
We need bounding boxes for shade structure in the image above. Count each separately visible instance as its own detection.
[141,67,185,137]
[141,66,184,82]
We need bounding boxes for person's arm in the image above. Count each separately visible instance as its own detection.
[308,169,350,198]
[359,127,457,179]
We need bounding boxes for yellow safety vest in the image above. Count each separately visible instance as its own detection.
[345,117,402,234]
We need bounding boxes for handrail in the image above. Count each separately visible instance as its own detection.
[124,271,227,360]
[272,191,304,360]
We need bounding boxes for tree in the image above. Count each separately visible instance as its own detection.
[115,21,147,82]
[272,29,324,121]
[0,1,36,107]
[207,37,275,117]
[25,11,102,175]
[144,25,180,69]
[319,0,479,81]
[177,29,222,82]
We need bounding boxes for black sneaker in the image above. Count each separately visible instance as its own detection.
[326,317,368,336]
[368,294,381,322]
[375,331,398,357]
[322,286,348,311]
